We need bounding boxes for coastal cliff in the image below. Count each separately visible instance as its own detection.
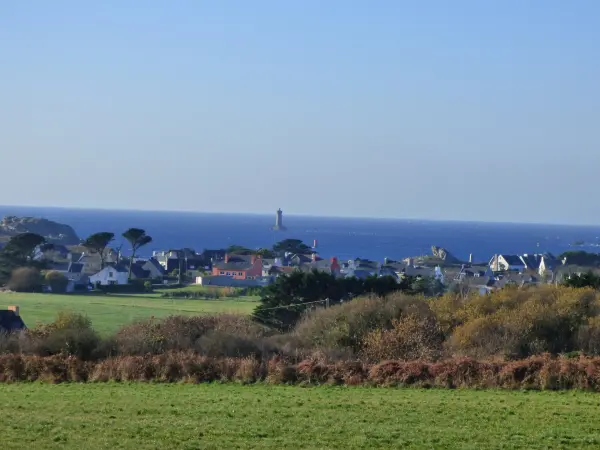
[0,216,80,245]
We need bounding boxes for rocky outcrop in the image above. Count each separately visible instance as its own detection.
[431,246,461,264]
[0,216,80,245]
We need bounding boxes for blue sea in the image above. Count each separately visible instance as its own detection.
[0,206,599,263]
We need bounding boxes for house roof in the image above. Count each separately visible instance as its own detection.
[213,255,256,271]
[68,263,84,274]
[0,310,26,332]
[501,255,524,266]
[105,263,129,274]
[69,252,84,262]
[130,264,151,279]
[520,254,541,269]
[145,257,166,274]
[201,249,227,260]
[50,262,70,272]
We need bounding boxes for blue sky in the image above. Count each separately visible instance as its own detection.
[1,1,599,223]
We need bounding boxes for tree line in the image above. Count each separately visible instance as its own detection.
[253,269,443,330]
[0,228,153,291]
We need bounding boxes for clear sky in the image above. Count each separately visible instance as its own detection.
[1,1,599,224]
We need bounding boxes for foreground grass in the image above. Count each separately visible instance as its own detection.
[0,292,258,334]
[0,384,599,449]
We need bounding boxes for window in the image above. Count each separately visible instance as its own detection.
[238,272,243,276]
[220,271,225,275]
[109,272,114,277]
[226,272,231,276]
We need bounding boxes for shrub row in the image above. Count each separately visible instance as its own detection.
[3,353,600,390]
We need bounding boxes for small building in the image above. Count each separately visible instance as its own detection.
[211,254,263,280]
[89,264,130,286]
[0,306,25,332]
[135,258,166,279]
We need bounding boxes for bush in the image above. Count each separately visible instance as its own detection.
[25,312,102,360]
[7,267,42,292]
[113,315,274,356]
[361,313,444,362]
[293,293,426,354]
[45,270,69,293]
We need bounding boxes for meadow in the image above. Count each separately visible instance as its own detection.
[1,384,599,449]
[0,291,258,334]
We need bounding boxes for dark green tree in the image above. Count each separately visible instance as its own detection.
[3,232,46,264]
[272,239,311,255]
[82,232,115,269]
[253,271,410,330]
[226,245,254,255]
[122,228,153,280]
[562,271,600,289]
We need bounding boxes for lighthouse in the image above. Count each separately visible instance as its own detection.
[272,208,286,231]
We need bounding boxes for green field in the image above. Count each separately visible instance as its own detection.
[0,292,259,334]
[0,384,599,449]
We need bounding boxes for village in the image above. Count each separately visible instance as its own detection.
[36,238,583,296]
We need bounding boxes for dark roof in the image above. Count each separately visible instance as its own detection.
[202,249,227,260]
[501,255,524,266]
[106,263,129,273]
[520,254,541,269]
[68,263,84,274]
[69,252,84,262]
[50,262,70,272]
[214,255,255,271]
[0,311,26,332]
[130,264,151,279]
[146,257,166,274]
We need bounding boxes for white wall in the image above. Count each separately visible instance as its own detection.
[89,267,129,285]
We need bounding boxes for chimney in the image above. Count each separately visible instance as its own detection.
[8,305,19,316]
[468,253,473,264]
[312,252,317,262]
[224,253,229,263]
[384,257,389,265]
[251,254,257,264]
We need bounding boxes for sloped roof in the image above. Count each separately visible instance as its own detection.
[501,255,524,266]
[68,263,84,273]
[214,255,255,271]
[145,257,166,274]
[130,264,151,279]
[50,262,70,272]
[0,311,26,332]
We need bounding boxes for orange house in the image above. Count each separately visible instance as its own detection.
[212,254,263,280]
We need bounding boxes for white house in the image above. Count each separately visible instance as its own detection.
[489,254,526,272]
[89,265,129,286]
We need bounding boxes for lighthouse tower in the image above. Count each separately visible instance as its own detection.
[272,208,286,230]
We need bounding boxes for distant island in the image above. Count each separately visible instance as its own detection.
[0,216,80,245]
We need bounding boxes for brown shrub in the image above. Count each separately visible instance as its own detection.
[361,313,444,362]
[7,267,42,292]
[293,293,428,354]
[113,315,274,356]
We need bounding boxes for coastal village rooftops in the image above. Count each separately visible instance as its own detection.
[501,255,524,266]
[213,254,261,271]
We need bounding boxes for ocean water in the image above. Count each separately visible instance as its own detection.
[0,206,599,263]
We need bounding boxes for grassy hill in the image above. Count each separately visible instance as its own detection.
[0,290,259,334]
[0,384,599,449]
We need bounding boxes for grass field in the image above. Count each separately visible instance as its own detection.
[0,292,259,334]
[0,384,599,449]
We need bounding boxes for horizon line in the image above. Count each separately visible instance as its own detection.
[0,203,598,229]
